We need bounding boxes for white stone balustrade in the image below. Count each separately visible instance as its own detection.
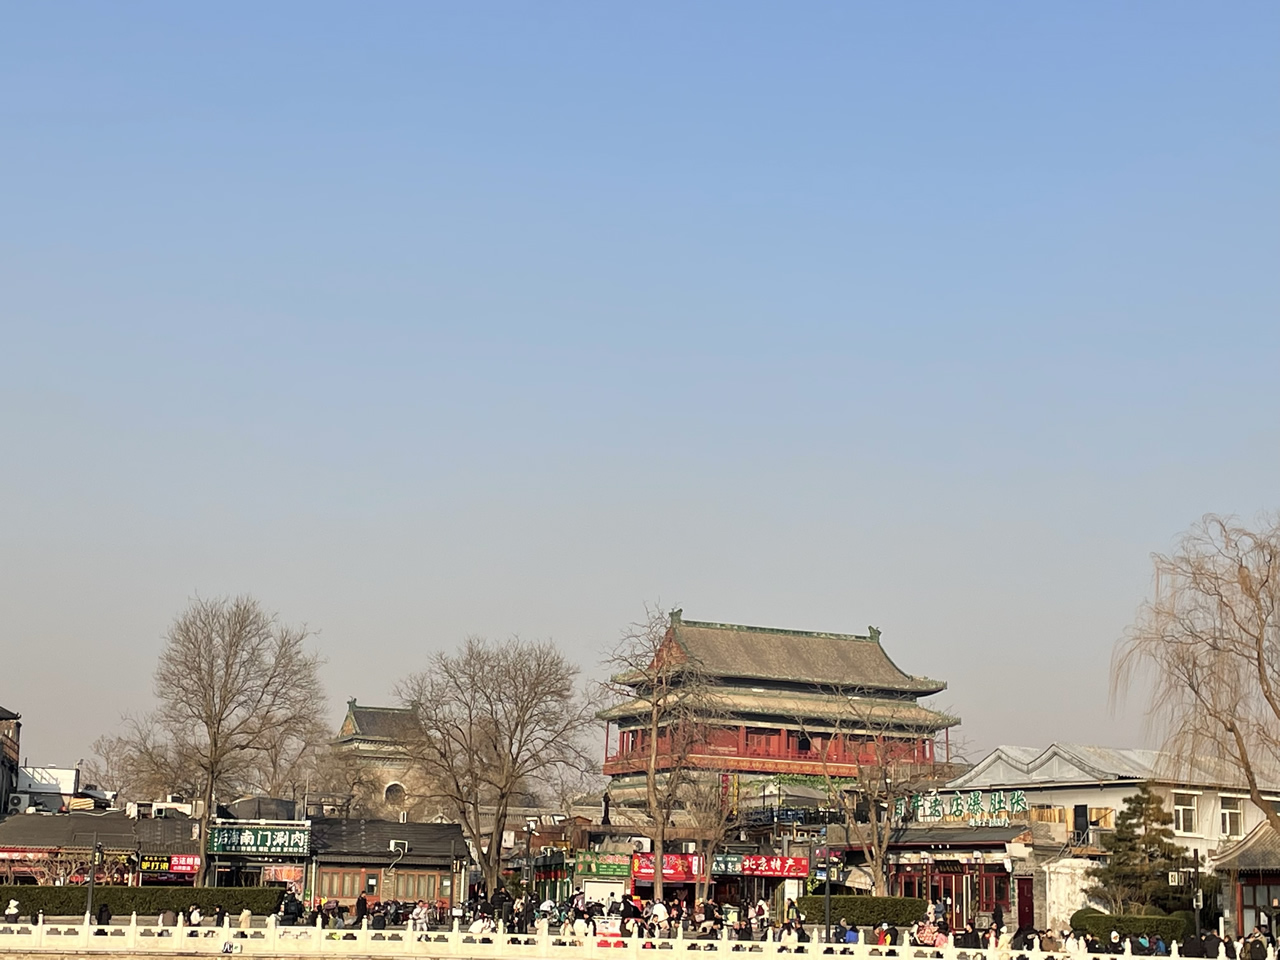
[0,913,1262,960]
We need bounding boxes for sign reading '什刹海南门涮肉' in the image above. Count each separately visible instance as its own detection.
[207,823,310,856]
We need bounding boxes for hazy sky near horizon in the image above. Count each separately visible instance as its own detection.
[2,3,1278,769]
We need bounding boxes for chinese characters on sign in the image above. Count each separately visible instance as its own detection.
[893,790,1028,823]
[139,854,201,873]
[630,854,702,882]
[207,823,310,856]
[575,852,632,877]
[739,855,810,877]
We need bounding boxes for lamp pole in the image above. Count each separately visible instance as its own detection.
[85,833,100,921]
[449,839,456,917]
[824,857,832,944]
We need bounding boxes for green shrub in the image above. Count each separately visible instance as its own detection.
[794,896,927,928]
[1077,914,1188,945]
[1170,910,1196,937]
[1070,907,1104,930]
[0,886,285,919]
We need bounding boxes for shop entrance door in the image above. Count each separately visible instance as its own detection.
[929,874,960,928]
[1016,878,1034,929]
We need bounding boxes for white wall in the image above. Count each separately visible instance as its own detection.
[1043,858,1104,932]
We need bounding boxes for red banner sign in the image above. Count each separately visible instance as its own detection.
[740,855,809,877]
[630,853,703,882]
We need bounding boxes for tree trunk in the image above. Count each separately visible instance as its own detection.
[653,820,665,902]
[198,774,214,888]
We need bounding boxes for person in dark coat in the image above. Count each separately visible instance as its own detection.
[354,894,368,926]
[991,905,1004,933]
[95,903,113,926]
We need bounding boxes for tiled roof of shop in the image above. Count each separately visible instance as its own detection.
[0,811,136,852]
[310,818,466,867]
[949,743,1280,792]
[1214,822,1280,872]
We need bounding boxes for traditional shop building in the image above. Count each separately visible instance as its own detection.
[929,743,1280,931]
[1213,824,1280,936]
[600,612,958,805]
[0,810,167,886]
[207,818,311,891]
[0,706,21,815]
[310,818,467,909]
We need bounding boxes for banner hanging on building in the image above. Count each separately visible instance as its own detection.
[575,852,632,877]
[630,853,702,882]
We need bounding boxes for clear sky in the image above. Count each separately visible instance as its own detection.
[2,3,1277,768]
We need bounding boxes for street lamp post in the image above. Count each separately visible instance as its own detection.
[449,839,456,918]
[85,833,101,922]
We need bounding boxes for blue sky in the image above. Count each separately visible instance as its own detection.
[2,3,1277,765]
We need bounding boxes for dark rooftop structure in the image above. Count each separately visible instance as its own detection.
[311,818,465,867]
[336,700,418,744]
[660,616,946,694]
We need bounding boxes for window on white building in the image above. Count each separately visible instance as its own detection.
[1173,793,1198,834]
[1221,797,1243,837]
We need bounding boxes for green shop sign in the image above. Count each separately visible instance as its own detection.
[574,852,631,877]
[891,789,1029,823]
[712,854,742,875]
[207,823,310,856]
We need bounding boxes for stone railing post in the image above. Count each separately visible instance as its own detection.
[127,911,139,949]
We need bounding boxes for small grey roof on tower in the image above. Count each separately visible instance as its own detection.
[632,612,945,694]
[336,699,418,742]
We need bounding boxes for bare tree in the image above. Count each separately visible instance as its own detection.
[1114,513,1280,835]
[542,765,606,820]
[678,770,735,903]
[601,605,719,903]
[395,636,597,898]
[87,717,204,805]
[801,699,957,895]
[104,596,325,884]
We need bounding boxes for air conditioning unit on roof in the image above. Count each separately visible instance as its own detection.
[7,794,30,813]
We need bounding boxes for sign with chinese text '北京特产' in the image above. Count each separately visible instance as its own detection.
[140,854,200,873]
[207,823,310,856]
[740,855,809,877]
[575,852,631,877]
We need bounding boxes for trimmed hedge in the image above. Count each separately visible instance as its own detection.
[795,896,927,927]
[0,886,285,918]
[1070,907,1105,930]
[1076,914,1188,945]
